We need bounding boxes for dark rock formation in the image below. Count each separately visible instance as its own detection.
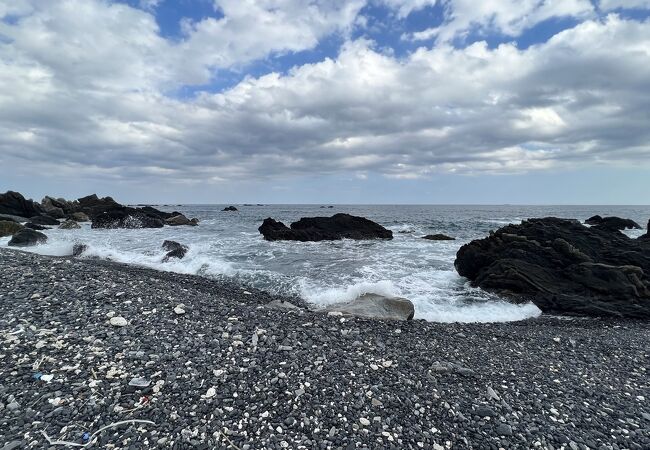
[139,206,179,220]
[91,210,164,229]
[423,234,455,241]
[0,221,24,238]
[59,219,81,229]
[72,243,88,257]
[585,215,641,231]
[29,215,60,226]
[223,206,238,212]
[640,220,650,240]
[259,213,393,242]
[8,229,47,247]
[324,294,415,321]
[25,223,50,231]
[162,240,188,261]
[455,217,650,318]
[42,196,79,216]
[0,191,43,218]
[77,195,179,228]
[77,194,122,218]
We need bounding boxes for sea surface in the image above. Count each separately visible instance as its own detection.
[3,205,648,323]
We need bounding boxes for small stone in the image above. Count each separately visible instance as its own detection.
[474,406,496,417]
[371,398,383,407]
[487,386,500,401]
[205,387,216,398]
[109,316,127,327]
[495,423,512,436]
[359,417,370,426]
[173,305,186,315]
[7,401,20,411]
[278,345,293,351]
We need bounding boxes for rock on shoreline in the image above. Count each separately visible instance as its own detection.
[455,217,650,318]
[0,190,199,230]
[0,248,648,449]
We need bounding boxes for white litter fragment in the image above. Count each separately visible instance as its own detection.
[205,387,216,398]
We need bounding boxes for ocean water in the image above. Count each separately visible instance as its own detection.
[2,205,648,323]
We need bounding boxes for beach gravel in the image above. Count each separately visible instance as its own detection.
[0,248,649,449]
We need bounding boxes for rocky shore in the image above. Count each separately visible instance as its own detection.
[1,249,649,449]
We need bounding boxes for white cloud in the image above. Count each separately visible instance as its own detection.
[1,2,650,186]
[600,0,650,9]
[404,0,595,42]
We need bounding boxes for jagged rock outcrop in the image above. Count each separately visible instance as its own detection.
[0,191,43,218]
[162,240,188,261]
[223,206,238,212]
[259,213,393,241]
[455,217,650,318]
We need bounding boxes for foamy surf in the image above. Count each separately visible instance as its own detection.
[3,204,646,323]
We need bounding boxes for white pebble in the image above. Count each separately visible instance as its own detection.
[109,316,127,327]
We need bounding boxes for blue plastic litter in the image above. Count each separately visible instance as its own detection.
[32,372,43,380]
[82,432,90,442]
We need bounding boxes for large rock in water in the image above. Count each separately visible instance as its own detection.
[259,213,393,241]
[585,215,641,231]
[0,220,24,237]
[324,294,415,321]
[92,210,164,229]
[0,191,44,217]
[165,214,198,226]
[161,240,188,261]
[455,217,650,319]
[423,234,455,241]
[8,229,47,247]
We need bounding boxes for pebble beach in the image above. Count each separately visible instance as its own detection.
[1,248,649,449]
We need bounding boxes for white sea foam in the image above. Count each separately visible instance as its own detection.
[3,204,642,323]
[299,279,399,307]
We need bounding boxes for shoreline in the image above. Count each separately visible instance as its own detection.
[1,248,649,448]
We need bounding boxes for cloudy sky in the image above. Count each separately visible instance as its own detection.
[1,0,649,204]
